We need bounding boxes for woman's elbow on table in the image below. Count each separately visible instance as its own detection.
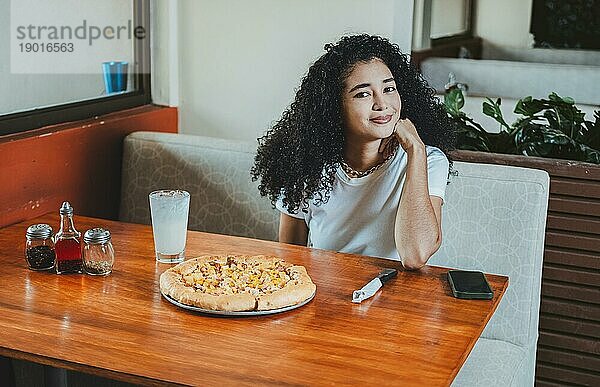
[399,235,442,270]
[401,257,427,270]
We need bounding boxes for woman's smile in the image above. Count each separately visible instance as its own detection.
[370,114,394,125]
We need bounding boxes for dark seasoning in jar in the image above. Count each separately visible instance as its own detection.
[25,224,56,270]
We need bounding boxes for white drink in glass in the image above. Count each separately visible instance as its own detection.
[149,190,190,263]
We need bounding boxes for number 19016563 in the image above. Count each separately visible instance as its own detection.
[18,42,74,53]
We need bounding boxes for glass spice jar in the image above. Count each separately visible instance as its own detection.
[82,228,114,276]
[25,224,56,271]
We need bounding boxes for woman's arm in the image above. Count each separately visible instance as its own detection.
[394,146,443,269]
[390,119,443,270]
[279,213,309,246]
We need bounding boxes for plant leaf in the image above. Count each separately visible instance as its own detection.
[482,98,511,131]
[548,92,575,105]
[514,96,545,116]
[578,110,600,150]
[444,89,465,117]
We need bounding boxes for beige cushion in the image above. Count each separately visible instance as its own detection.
[119,132,279,241]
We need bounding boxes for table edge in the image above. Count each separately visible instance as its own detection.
[0,347,186,387]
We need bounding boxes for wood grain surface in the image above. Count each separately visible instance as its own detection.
[0,214,508,386]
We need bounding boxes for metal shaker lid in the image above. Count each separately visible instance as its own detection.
[59,201,73,215]
[83,228,111,244]
[26,223,53,239]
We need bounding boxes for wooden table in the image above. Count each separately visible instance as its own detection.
[0,214,508,386]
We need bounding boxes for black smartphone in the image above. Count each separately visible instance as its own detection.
[447,270,494,300]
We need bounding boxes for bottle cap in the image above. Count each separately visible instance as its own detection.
[83,228,111,244]
[60,201,73,215]
[26,224,53,239]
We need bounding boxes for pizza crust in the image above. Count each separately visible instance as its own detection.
[257,265,317,310]
[160,255,316,312]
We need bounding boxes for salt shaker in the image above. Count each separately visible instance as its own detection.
[25,224,56,271]
[82,228,114,275]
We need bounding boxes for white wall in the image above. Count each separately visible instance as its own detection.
[173,0,414,141]
[474,0,534,48]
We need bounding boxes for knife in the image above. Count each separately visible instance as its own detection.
[352,268,398,303]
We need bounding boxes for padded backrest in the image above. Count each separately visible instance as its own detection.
[421,57,600,105]
[119,132,279,241]
[428,161,550,348]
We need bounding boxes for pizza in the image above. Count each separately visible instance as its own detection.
[160,255,316,312]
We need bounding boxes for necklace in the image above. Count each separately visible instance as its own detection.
[341,142,398,178]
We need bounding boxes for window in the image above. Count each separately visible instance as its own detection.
[0,0,150,136]
[430,0,473,44]
[412,0,474,51]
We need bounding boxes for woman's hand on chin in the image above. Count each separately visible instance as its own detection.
[378,118,425,157]
[378,129,399,159]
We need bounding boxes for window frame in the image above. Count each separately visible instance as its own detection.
[0,0,151,136]
[430,0,474,47]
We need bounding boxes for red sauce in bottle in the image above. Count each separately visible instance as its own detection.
[54,201,83,274]
[55,238,82,274]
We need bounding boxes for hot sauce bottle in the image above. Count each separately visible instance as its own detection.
[54,201,83,274]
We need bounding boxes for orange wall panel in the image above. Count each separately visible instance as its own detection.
[0,105,178,228]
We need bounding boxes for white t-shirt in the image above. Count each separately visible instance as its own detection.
[276,145,450,260]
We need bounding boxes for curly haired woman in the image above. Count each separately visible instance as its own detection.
[251,34,457,269]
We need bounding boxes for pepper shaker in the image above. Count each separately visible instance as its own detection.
[25,224,56,271]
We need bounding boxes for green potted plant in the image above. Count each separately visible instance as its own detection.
[444,89,600,164]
